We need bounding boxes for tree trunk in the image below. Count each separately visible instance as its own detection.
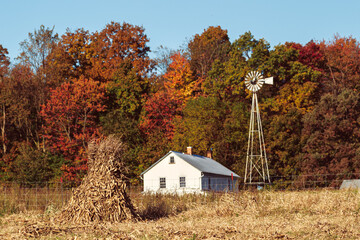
[1,103,6,154]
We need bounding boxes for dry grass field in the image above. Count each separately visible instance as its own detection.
[1,189,360,239]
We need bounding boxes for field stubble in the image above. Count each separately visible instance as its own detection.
[1,189,360,239]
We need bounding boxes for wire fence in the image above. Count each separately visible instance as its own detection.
[0,182,72,214]
[1,173,360,214]
[267,172,360,190]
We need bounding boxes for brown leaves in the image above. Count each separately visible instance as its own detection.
[320,35,360,92]
[47,22,152,85]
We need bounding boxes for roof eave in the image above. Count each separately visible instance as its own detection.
[201,171,241,178]
[140,151,173,176]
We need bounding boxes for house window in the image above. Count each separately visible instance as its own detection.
[180,177,186,188]
[160,177,166,188]
[169,156,175,164]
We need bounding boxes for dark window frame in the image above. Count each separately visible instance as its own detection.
[160,177,166,188]
[180,177,186,188]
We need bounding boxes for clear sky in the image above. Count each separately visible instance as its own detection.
[1,0,360,61]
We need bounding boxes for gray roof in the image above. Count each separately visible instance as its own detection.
[140,151,240,178]
[340,179,360,189]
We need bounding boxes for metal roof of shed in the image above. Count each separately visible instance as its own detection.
[340,179,360,189]
[140,151,240,178]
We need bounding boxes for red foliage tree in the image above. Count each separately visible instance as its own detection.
[290,40,326,72]
[140,90,182,140]
[40,76,106,182]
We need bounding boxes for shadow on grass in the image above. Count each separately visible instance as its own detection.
[137,192,219,220]
[138,193,188,220]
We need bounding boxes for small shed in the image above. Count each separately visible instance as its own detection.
[340,179,360,189]
[140,147,240,194]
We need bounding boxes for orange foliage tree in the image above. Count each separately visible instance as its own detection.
[320,36,360,92]
[46,28,92,86]
[47,22,152,85]
[89,22,152,82]
[163,52,195,102]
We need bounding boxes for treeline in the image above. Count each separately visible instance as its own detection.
[1,23,360,186]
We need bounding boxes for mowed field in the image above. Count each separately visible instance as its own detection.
[1,189,360,239]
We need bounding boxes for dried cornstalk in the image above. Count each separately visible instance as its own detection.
[59,135,139,223]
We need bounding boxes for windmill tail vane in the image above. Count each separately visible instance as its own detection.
[244,71,273,185]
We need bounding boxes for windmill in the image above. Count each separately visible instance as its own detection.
[244,71,273,185]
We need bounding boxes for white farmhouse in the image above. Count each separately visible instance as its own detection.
[140,147,240,194]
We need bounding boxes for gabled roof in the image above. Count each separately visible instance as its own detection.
[140,151,240,178]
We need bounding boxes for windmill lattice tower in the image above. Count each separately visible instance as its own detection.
[244,71,273,185]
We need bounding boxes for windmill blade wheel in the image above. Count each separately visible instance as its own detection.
[245,71,264,92]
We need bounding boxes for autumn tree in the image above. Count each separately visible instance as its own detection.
[46,22,153,182]
[172,97,227,157]
[263,42,322,115]
[290,40,326,72]
[108,61,150,116]
[89,22,152,82]
[162,52,196,102]
[218,101,249,173]
[203,31,270,102]
[8,27,63,154]
[0,64,47,180]
[301,89,360,185]
[320,35,360,93]
[47,22,152,85]
[6,65,38,140]
[153,45,176,75]
[18,25,59,76]
[46,28,92,86]
[46,22,153,141]
[135,52,190,175]
[0,81,9,158]
[202,38,323,183]
[267,108,303,178]
[0,64,39,155]
[171,96,249,172]
[141,51,194,143]
[11,142,65,186]
[0,45,10,156]
[141,90,182,139]
[101,60,150,149]
[0,45,10,81]
[127,90,181,178]
[233,31,270,69]
[188,26,230,87]
[40,76,106,182]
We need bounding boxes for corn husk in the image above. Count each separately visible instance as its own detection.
[58,135,139,223]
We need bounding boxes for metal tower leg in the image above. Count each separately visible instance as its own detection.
[244,93,271,185]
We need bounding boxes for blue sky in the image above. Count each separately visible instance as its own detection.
[1,0,360,61]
